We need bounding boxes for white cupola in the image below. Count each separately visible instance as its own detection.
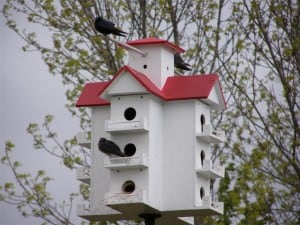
[125,37,184,89]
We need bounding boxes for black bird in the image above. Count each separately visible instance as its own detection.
[174,53,192,71]
[94,16,127,37]
[98,138,126,157]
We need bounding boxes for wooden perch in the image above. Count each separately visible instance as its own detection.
[104,35,147,57]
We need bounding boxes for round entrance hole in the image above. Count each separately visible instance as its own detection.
[124,107,136,121]
[124,143,136,157]
[200,187,205,199]
[122,180,135,194]
[143,64,147,69]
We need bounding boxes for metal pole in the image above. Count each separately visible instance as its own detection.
[139,213,161,225]
[104,35,147,57]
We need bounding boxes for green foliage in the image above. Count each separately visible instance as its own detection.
[0,142,78,224]
[1,0,300,224]
[5,140,15,151]
[79,183,90,201]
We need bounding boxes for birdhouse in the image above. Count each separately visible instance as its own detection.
[75,37,226,225]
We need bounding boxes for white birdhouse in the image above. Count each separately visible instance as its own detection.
[75,37,226,225]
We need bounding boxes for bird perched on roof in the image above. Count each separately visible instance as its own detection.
[98,138,126,157]
[174,53,192,71]
[94,16,127,37]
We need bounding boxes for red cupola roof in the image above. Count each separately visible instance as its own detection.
[126,37,185,53]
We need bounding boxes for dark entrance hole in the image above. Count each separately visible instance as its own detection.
[200,114,205,132]
[200,187,205,199]
[200,150,205,166]
[122,180,135,194]
[124,143,136,157]
[124,107,136,121]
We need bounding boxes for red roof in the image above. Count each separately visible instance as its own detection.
[126,37,185,53]
[163,75,218,100]
[76,66,226,108]
[76,82,110,107]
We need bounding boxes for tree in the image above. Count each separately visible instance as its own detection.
[1,0,299,224]
[208,1,300,225]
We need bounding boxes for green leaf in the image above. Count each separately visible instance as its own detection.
[4,182,14,191]
[37,170,46,177]
[34,184,44,193]
[5,140,15,151]
[13,161,21,168]
[1,156,8,163]
[63,155,74,169]
[26,123,39,134]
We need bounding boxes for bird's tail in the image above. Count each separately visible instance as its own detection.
[116,153,126,157]
[119,31,128,37]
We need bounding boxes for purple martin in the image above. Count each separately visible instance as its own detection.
[174,53,192,71]
[95,17,127,37]
[98,138,126,157]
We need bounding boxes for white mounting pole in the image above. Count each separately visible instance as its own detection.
[104,35,147,57]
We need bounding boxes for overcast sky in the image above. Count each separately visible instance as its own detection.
[0,7,83,225]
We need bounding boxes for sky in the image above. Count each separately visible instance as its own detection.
[0,6,83,225]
